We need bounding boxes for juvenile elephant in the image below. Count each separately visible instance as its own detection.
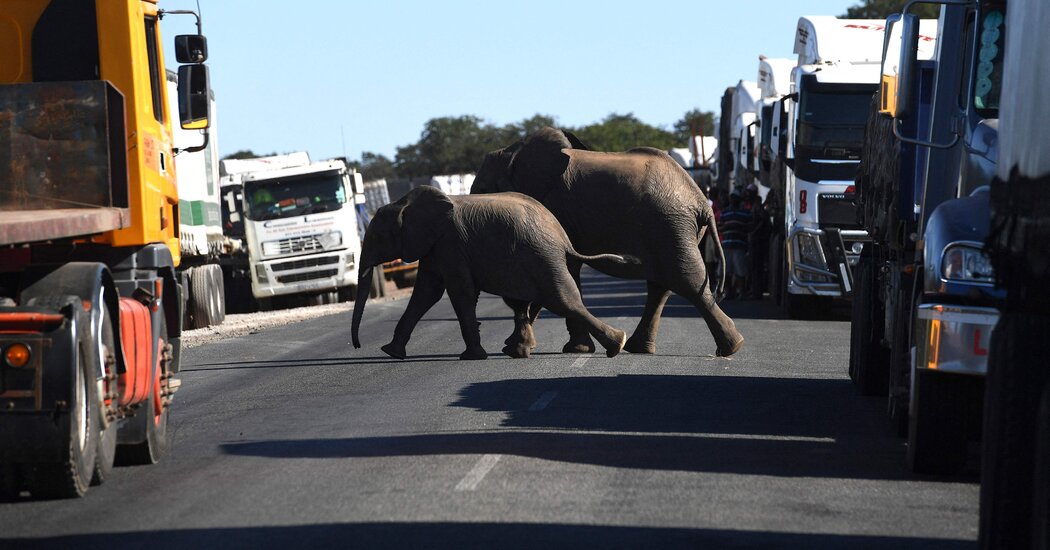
[471,127,744,357]
[350,186,630,360]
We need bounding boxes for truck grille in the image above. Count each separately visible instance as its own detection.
[271,255,340,273]
[818,194,859,228]
[271,236,323,255]
[276,269,339,284]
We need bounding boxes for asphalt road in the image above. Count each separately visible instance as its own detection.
[0,269,979,549]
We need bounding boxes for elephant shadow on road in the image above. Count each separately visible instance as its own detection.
[222,374,976,483]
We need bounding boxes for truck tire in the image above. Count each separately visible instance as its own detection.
[849,257,889,395]
[209,264,225,325]
[1034,384,1050,550]
[115,314,170,465]
[908,369,969,474]
[25,295,98,499]
[190,266,212,329]
[88,288,117,486]
[979,312,1050,549]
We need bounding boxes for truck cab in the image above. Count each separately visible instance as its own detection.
[771,18,887,316]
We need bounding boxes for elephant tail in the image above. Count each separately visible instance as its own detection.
[701,212,726,299]
[570,250,642,272]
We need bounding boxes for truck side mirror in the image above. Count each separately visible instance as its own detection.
[895,14,920,121]
[174,34,206,63]
[175,34,208,63]
[177,64,210,130]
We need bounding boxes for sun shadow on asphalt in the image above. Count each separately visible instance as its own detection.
[221,374,974,483]
[0,522,974,549]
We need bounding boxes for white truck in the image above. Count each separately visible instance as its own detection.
[723,80,762,192]
[166,71,228,329]
[219,153,365,309]
[767,17,884,317]
[754,56,795,195]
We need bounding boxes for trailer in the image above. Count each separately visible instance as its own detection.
[166,70,228,329]
[0,0,211,498]
[978,0,1050,545]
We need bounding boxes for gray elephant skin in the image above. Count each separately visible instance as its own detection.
[351,186,632,360]
[471,127,744,357]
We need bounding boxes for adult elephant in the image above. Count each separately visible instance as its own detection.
[471,127,744,357]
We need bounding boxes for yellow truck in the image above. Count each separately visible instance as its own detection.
[0,0,210,498]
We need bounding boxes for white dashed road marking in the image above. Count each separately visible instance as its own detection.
[528,391,558,411]
[455,454,501,491]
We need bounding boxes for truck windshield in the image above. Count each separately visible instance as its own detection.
[244,172,345,221]
[796,90,873,156]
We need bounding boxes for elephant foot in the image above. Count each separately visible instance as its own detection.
[460,347,489,361]
[716,334,745,357]
[561,341,595,354]
[381,343,407,360]
[502,343,531,359]
[623,336,657,354]
[504,334,537,349]
[603,330,628,358]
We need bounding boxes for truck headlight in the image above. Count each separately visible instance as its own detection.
[317,231,342,250]
[795,233,827,268]
[941,245,994,284]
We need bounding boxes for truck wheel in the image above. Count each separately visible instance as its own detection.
[210,264,225,325]
[979,312,1050,549]
[1034,384,1050,549]
[769,236,784,304]
[25,295,98,498]
[115,314,170,465]
[190,266,212,329]
[908,369,968,474]
[88,289,117,486]
[849,257,889,395]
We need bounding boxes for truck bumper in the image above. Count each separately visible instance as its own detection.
[786,227,868,297]
[251,250,357,298]
[913,304,999,375]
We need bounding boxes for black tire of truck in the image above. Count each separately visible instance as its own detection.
[115,313,170,466]
[979,312,1050,549]
[907,369,970,475]
[1033,383,1050,550]
[189,266,210,329]
[210,264,226,325]
[849,256,890,395]
[25,295,99,499]
[88,288,118,486]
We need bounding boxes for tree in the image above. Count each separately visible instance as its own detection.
[394,115,507,178]
[842,0,939,19]
[222,149,272,160]
[673,109,717,143]
[571,113,678,153]
[353,152,395,182]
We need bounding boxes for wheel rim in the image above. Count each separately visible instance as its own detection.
[75,345,88,452]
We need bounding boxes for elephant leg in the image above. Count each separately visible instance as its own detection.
[542,286,626,359]
[665,255,744,357]
[382,269,445,359]
[446,276,487,360]
[502,298,536,359]
[562,259,596,354]
[624,281,671,354]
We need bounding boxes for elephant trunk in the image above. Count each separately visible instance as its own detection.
[351,265,374,348]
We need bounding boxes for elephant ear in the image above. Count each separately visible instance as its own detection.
[399,186,454,263]
[507,127,572,194]
[561,129,592,151]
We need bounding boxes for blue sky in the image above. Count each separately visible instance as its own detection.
[160,1,862,162]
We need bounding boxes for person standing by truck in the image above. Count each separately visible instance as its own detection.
[719,188,753,299]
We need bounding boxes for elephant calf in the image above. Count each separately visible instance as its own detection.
[351,186,630,360]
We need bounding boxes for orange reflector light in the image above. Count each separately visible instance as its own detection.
[927,319,941,370]
[5,343,31,368]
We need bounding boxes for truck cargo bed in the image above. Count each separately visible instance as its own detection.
[0,208,129,246]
